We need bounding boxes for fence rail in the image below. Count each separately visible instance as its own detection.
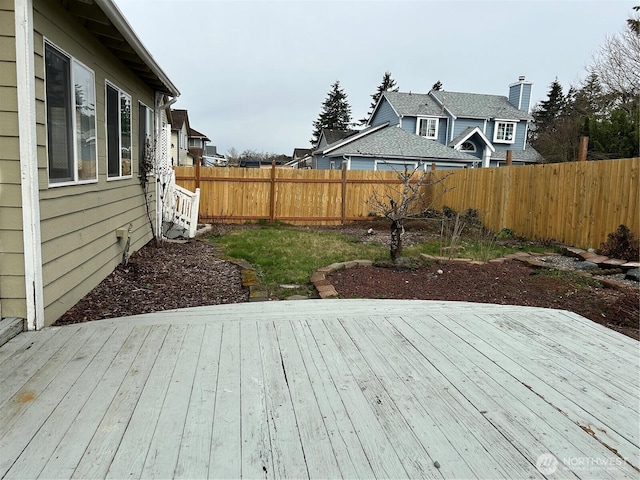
[175,157,639,249]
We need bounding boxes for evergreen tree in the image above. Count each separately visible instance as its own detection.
[431,80,443,91]
[531,78,566,138]
[359,71,398,125]
[311,81,353,146]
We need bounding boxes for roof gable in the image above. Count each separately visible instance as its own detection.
[189,127,210,141]
[171,109,189,130]
[448,126,495,152]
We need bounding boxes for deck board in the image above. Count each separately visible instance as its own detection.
[0,299,637,479]
[174,323,223,479]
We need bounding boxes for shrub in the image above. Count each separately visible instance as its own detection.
[598,224,639,260]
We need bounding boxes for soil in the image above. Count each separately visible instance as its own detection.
[329,261,639,340]
[55,223,639,341]
[55,241,248,325]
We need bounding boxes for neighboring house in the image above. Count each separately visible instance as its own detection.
[188,127,210,164]
[170,109,191,166]
[0,0,179,330]
[313,77,542,170]
[286,148,312,168]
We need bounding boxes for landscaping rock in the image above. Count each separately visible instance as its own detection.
[563,246,586,258]
[287,295,309,300]
[625,268,640,282]
[573,261,600,271]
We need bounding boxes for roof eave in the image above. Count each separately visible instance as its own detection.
[94,0,180,97]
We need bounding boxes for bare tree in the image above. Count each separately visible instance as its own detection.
[590,8,640,105]
[367,164,452,262]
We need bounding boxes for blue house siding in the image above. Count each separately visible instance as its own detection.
[509,88,520,110]
[452,118,484,139]
[509,82,533,112]
[350,157,375,170]
[369,98,399,127]
[315,156,332,169]
[437,118,448,144]
[400,117,416,134]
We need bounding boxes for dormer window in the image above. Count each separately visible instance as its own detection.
[494,121,516,143]
[416,117,438,139]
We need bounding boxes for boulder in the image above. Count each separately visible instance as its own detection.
[624,268,640,282]
[573,261,600,271]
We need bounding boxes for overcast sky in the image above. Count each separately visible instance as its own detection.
[114,0,635,156]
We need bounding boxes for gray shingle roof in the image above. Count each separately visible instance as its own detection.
[325,125,479,161]
[430,90,532,121]
[322,128,359,144]
[382,92,444,117]
[491,146,543,163]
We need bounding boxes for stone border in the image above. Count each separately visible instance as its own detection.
[311,250,638,299]
[311,260,373,298]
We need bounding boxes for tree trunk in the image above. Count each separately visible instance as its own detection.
[390,219,403,262]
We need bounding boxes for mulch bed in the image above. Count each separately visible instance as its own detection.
[54,241,248,325]
[329,261,640,340]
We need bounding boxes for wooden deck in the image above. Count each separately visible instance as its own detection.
[0,300,638,479]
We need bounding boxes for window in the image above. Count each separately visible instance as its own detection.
[494,121,516,143]
[416,117,438,139]
[188,138,200,148]
[106,83,132,178]
[460,141,476,152]
[44,42,97,184]
[138,102,154,175]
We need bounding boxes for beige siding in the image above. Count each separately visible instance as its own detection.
[34,0,158,326]
[0,1,25,320]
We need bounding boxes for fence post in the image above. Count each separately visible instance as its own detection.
[431,163,436,171]
[578,136,589,162]
[269,160,276,223]
[341,163,347,224]
[195,157,201,189]
[506,150,512,166]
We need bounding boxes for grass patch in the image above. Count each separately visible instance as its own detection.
[209,223,559,298]
[209,225,387,297]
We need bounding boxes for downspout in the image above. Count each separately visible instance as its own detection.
[15,0,44,330]
[342,155,351,170]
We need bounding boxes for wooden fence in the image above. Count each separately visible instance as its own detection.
[175,157,639,249]
[174,165,430,224]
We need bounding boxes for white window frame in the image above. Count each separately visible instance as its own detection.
[138,101,155,176]
[493,121,516,144]
[44,40,98,186]
[374,159,421,171]
[416,117,439,139]
[106,81,133,179]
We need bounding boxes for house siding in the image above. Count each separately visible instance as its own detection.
[32,0,157,325]
[0,0,26,320]
[369,98,399,127]
[452,118,485,139]
[400,116,416,134]
[509,82,532,112]
[171,123,191,166]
